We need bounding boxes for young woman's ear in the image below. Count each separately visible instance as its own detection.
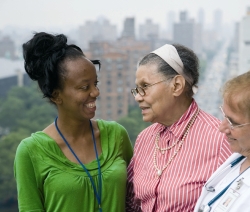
[50,90,62,105]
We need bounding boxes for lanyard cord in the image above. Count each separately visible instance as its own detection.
[230,155,245,167]
[205,156,246,192]
[208,156,248,207]
[54,117,102,212]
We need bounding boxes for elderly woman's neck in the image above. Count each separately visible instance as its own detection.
[162,97,193,127]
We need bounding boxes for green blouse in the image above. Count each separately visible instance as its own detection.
[14,120,133,212]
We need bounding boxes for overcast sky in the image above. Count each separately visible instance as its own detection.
[0,0,249,31]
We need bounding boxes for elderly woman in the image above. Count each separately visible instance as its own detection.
[194,71,250,212]
[126,44,232,212]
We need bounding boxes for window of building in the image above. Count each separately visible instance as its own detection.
[117,87,123,93]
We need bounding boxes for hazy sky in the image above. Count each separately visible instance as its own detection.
[0,0,249,31]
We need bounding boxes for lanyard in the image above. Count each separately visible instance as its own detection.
[207,156,247,208]
[55,117,102,212]
[205,156,245,192]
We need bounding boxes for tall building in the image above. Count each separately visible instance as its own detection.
[139,19,159,40]
[202,9,222,52]
[78,17,117,50]
[197,8,205,27]
[0,36,16,59]
[232,22,240,53]
[238,7,250,74]
[0,57,32,98]
[213,9,223,32]
[173,11,202,55]
[88,39,151,120]
[166,11,176,35]
[115,38,151,106]
[121,17,135,39]
[138,19,160,49]
[213,9,223,41]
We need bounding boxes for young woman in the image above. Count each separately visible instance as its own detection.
[14,32,133,212]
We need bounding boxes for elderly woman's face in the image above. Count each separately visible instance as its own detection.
[134,64,173,124]
[219,102,250,157]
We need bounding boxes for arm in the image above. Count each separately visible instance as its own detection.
[120,126,133,165]
[117,124,141,211]
[14,140,45,212]
[125,157,142,212]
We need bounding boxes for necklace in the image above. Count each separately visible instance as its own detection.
[155,132,179,154]
[54,117,102,212]
[153,109,199,177]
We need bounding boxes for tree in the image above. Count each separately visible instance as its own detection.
[0,84,56,132]
[0,129,29,206]
[0,84,56,209]
[117,106,150,145]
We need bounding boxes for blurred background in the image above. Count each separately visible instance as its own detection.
[0,0,250,211]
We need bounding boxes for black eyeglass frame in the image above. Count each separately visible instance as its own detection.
[90,60,101,72]
[131,80,166,97]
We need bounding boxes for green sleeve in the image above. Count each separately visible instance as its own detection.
[14,139,45,212]
[119,125,133,166]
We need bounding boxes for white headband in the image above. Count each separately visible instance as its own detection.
[151,44,198,94]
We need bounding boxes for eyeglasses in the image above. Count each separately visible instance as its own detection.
[131,80,166,97]
[219,106,250,130]
[90,60,101,71]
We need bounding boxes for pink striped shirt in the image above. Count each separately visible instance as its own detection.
[126,100,232,212]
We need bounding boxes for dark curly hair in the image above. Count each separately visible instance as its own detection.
[139,43,199,97]
[23,32,85,100]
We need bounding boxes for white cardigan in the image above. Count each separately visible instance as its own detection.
[194,153,250,212]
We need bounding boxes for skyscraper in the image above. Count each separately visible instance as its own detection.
[213,9,222,31]
[78,17,117,50]
[121,17,135,39]
[167,11,176,34]
[197,8,205,27]
[173,11,202,55]
[139,19,159,40]
[238,7,250,74]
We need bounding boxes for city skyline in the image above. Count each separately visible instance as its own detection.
[0,0,249,32]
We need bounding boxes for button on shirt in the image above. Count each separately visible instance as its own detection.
[126,100,232,212]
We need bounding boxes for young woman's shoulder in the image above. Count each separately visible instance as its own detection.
[96,119,127,132]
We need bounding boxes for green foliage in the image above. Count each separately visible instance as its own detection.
[0,84,56,132]
[117,105,150,146]
[0,129,29,203]
[0,84,57,206]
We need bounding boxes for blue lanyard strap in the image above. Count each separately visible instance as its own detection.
[55,117,102,212]
[208,156,247,207]
[230,155,245,167]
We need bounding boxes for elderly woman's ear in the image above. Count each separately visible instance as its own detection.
[171,75,186,97]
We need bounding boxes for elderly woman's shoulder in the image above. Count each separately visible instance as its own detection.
[197,109,222,130]
[137,123,160,136]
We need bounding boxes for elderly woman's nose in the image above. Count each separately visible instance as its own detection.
[134,93,143,102]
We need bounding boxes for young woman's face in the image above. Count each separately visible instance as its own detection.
[134,64,174,125]
[219,101,250,157]
[56,57,100,120]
